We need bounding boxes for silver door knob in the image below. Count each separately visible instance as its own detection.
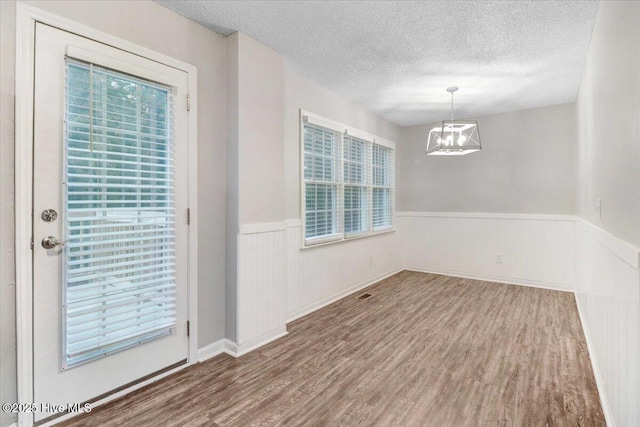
[41,236,65,249]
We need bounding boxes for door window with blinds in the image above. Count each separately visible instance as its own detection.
[301,111,395,246]
[63,59,177,367]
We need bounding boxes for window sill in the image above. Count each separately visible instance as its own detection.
[301,227,396,250]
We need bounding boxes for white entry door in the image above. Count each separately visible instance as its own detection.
[32,23,190,423]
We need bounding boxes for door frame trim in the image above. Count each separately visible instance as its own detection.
[15,4,199,426]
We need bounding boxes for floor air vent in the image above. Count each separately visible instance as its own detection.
[358,293,372,300]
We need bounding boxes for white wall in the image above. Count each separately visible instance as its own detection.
[1,3,227,424]
[576,1,640,248]
[225,32,240,343]
[235,34,285,226]
[574,2,640,426]
[226,32,287,346]
[398,103,577,214]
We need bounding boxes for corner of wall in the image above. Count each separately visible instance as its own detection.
[224,31,240,342]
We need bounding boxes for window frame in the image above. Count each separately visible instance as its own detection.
[300,110,395,248]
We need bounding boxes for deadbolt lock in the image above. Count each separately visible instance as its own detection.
[41,209,58,222]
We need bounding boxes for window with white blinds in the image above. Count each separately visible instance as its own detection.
[343,135,369,236]
[372,144,394,229]
[302,112,395,246]
[63,59,177,368]
[303,124,340,241]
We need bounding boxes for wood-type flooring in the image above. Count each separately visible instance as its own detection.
[59,271,605,426]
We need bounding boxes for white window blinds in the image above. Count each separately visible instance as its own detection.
[303,123,340,242]
[63,60,177,368]
[302,112,395,246]
[343,135,369,236]
[372,143,394,230]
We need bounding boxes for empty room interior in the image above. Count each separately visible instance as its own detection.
[1,0,639,426]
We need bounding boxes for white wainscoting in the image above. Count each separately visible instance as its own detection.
[575,219,640,427]
[285,219,403,321]
[236,223,288,346]
[397,212,577,291]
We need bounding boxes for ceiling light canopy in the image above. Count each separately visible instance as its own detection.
[426,87,482,156]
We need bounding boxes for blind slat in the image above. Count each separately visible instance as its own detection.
[68,209,173,217]
[68,241,176,259]
[67,320,176,357]
[68,155,175,170]
[66,235,174,249]
[67,247,175,266]
[67,226,172,241]
[67,127,170,145]
[68,254,175,276]
[68,300,176,328]
[66,273,176,296]
[67,137,172,156]
[67,263,176,285]
[67,291,176,321]
[68,222,175,233]
[68,182,174,190]
[68,283,176,312]
[67,173,174,184]
[69,164,175,177]
[68,305,177,336]
[68,147,174,164]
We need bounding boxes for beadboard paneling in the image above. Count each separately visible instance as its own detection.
[398,212,576,291]
[575,219,640,427]
[285,222,402,320]
[236,228,287,345]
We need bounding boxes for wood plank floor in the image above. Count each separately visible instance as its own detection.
[59,271,605,426]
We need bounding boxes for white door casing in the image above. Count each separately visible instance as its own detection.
[30,22,192,423]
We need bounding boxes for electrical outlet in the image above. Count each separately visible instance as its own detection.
[596,198,602,218]
[369,255,374,265]
[495,252,503,264]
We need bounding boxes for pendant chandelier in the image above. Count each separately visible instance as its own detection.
[426,87,482,156]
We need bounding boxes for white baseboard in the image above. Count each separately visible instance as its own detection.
[574,293,615,427]
[286,267,403,323]
[227,326,288,357]
[197,339,227,362]
[404,267,574,293]
[198,327,289,361]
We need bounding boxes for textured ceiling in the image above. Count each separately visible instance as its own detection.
[156,1,599,127]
